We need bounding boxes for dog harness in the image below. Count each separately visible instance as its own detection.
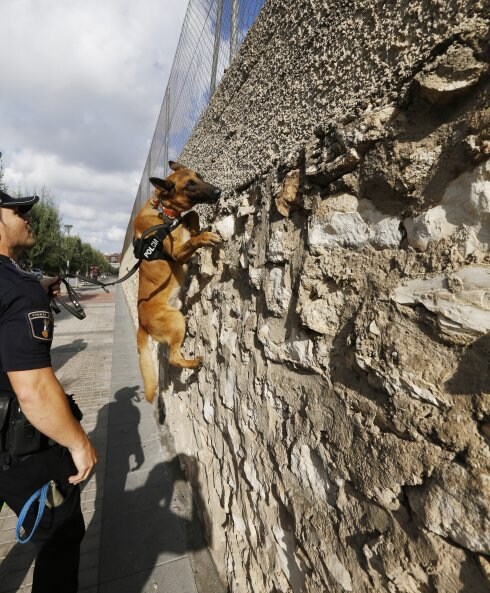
[132,210,182,262]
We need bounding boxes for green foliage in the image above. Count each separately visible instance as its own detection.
[27,190,63,271]
[64,238,115,276]
[62,235,83,274]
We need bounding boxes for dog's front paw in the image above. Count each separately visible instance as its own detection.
[198,232,222,247]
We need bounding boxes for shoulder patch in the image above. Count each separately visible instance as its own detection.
[26,311,54,341]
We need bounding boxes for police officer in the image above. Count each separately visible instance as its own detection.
[0,189,97,592]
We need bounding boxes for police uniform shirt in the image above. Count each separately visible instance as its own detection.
[0,256,53,395]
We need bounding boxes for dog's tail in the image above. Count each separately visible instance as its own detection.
[137,326,157,403]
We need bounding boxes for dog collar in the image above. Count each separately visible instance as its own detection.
[149,197,180,219]
[159,206,180,219]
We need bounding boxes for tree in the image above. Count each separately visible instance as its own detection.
[26,190,64,272]
[77,243,114,276]
[45,230,115,277]
[62,235,83,274]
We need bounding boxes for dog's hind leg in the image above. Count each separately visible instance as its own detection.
[147,307,203,369]
[137,326,158,403]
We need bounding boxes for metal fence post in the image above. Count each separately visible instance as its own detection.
[210,0,224,95]
[231,0,239,60]
[163,88,170,173]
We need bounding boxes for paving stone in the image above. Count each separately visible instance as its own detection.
[98,557,198,593]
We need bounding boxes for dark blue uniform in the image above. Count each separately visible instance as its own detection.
[0,255,84,593]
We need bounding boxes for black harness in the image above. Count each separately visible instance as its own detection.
[132,214,182,263]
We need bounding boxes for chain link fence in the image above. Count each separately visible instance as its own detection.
[123,0,265,254]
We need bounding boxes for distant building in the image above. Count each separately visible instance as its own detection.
[105,253,121,269]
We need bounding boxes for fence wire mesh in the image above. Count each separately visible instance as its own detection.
[123,0,265,254]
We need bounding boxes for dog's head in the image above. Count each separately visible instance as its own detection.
[149,161,221,213]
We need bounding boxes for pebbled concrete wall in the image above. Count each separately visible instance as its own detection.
[122,0,490,591]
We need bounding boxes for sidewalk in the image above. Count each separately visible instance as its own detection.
[0,285,222,593]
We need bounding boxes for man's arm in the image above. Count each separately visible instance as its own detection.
[7,366,97,485]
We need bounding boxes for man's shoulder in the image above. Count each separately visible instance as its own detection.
[0,261,39,303]
[0,260,19,295]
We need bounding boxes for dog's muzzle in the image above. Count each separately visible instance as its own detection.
[196,186,221,204]
[210,187,221,200]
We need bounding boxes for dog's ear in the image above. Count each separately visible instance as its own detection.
[169,161,186,172]
[150,177,174,193]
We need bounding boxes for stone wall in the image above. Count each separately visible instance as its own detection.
[121,0,490,591]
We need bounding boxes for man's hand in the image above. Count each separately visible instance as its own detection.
[40,275,61,298]
[68,438,98,485]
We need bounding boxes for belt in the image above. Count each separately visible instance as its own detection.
[0,443,64,470]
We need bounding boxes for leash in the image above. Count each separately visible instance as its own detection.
[50,277,86,320]
[70,259,142,290]
[16,482,50,543]
[49,257,143,319]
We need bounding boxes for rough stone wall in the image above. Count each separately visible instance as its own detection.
[121,1,490,591]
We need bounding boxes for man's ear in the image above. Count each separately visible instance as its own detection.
[149,177,174,193]
[169,161,186,172]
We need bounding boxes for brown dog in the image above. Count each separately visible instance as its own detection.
[134,161,222,403]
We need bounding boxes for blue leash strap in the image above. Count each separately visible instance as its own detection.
[16,482,50,544]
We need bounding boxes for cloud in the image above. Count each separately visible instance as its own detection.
[107,226,127,241]
[0,0,188,253]
[4,147,140,253]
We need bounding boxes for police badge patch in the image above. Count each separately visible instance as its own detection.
[27,311,54,341]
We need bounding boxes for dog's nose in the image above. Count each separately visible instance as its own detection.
[213,187,221,198]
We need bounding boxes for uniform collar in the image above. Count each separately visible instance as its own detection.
[0,255,35,276]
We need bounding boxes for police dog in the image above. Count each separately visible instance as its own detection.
[134,161,222,403]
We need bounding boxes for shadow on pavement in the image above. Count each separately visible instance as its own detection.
[0,385,209,593]
[85,386,208,593]
[50,338,88,373]
[0,540,36,592]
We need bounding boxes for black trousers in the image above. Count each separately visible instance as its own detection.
[0,446,85,593]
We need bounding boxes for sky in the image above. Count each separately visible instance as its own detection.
[0,0,189,255]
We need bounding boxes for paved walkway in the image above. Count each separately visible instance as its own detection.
[0,285,221,593]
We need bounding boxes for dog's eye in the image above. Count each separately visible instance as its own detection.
[186,180,196,189]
